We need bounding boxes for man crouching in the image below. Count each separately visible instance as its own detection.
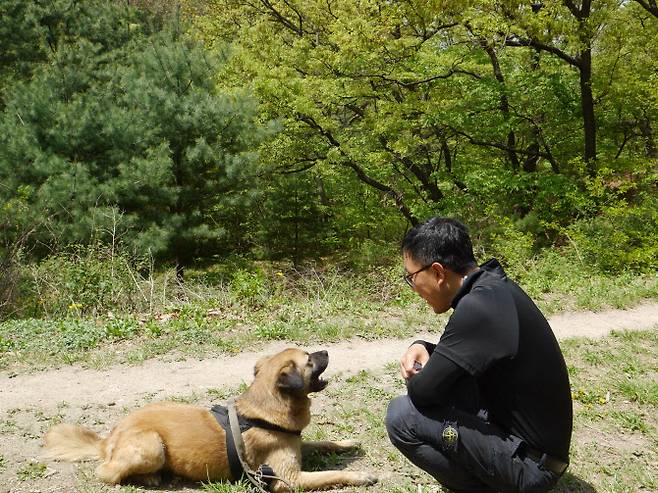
[386,217,572,493]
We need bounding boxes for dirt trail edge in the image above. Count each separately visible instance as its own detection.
[2,302,657,414]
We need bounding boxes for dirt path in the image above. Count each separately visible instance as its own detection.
[2,302,658,415]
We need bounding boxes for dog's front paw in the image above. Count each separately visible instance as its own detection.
[354,471,378,486]
[335,439,361,449]
[132,473,162,487]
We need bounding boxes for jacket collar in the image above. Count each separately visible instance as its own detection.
[451,258,507,309]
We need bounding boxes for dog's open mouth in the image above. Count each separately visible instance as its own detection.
[309,350,329,392]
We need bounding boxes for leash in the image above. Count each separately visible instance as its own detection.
[227,397,294,493]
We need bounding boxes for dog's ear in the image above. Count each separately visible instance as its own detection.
[277,366,304,392]
[254,356,270,377]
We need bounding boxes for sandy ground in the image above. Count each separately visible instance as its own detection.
[2,301,658,415]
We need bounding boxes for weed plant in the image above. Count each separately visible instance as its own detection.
[16,461,47,481]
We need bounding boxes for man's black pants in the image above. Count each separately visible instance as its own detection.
[385,395,562,493]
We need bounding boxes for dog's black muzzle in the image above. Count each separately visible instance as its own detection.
[309,350,329,392]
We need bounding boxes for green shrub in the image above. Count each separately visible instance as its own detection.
[57,319,105,350]
[487,222,536,279]
[25,244,142,317]
[104,317,140,339]
[230,268,270,302]
[255,321,298,340]
[565,195,658,273]
[343,238,399,271]
[0,334,14,352]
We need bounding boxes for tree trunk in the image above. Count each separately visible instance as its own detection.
[580,48,597,174]
[315,175,331,222]
[173,145,186,283]
[480,39,520,170]
[639,118,658,158]
[175,256,185,282]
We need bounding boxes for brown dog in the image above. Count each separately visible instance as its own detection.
[43,348,377,491]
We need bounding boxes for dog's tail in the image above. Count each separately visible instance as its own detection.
[42,423,103,461]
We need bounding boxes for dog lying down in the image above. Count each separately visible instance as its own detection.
[43,348,378,491]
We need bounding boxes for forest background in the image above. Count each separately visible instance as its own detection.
[0,0,656,324]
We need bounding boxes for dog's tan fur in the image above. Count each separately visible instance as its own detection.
[43,348,377,491]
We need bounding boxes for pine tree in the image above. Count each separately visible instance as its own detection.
[0,2,268,276]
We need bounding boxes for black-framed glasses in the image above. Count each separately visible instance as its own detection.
[403,264,433,288]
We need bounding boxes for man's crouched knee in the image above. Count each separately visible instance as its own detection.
[386,395,416,448]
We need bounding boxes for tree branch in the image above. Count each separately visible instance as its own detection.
[562,0,582,18]
[453,129,556,161]
[277,158,322,174]
[379,137,443,201]
[297,114,418,224]
[634,0,658,18]
[259,0,303,36]
[504,35,580,67]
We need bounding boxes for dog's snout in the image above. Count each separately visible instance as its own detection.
[308,350,329,392]
[309,350,329,373]
[310,350,328,364]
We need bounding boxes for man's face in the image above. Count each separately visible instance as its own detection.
[403,252,459,314]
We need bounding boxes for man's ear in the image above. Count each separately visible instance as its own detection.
[277,366,304,392]
[254,356,270,377]
[431,262,446,283]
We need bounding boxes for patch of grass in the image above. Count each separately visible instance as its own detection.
[0,275,439,374]
[255,321,300,341]
[558,329,658,491]
[565,442,657,493]
[167,394,204,404]
[302,450,358,471]
[510,251,658,315]
[17,460,47,481]
[389,484,435,493]
[608,410,650,434]
[207,383,249,401]
[0,418,18,434]
[615,379,658,407]
[345,369,373,385]
[202,479,252,492]
[571,388,608,406]
[582,348,611,366]
[0,454,5,470]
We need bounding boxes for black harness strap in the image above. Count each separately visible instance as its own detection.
[210,405,243,481]
[210,404,301,486]
[245,417,302,436]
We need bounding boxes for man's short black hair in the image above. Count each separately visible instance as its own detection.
[401,217,477,275]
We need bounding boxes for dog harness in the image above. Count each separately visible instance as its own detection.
[210,404,301,488]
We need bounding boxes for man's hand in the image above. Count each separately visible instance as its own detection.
[400,343,430,380]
